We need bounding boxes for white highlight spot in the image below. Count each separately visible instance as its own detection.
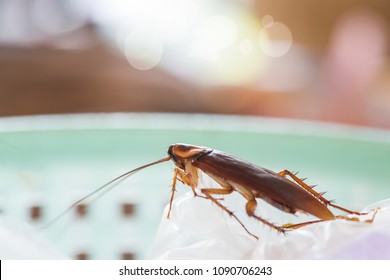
[259,21,292,57]
[123,27,163,70]
[192,15,237,61]
[239,39,253,55]
[261,15,274,28]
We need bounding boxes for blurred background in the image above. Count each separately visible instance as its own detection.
[0,0,389,127]
[1,0,390,260]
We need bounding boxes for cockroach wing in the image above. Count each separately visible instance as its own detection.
[193,150,335,220]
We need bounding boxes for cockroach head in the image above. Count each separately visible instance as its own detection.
[168,143,211,170]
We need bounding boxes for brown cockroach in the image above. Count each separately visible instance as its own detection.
[46,143,377,239]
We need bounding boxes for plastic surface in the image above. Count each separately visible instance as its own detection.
[148,193,390,259]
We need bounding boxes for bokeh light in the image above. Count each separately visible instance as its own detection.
[190,15,238,61]
[123,26,163,71]
[259,16,293,57]
[2,0,389,127]
[239,39,254,55]
[80,0,273,86]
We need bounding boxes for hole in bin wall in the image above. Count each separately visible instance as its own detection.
[75,252,89,260]
[121,252,136,260]
[121,203,137,217]
[29,205,43,221]
[75,204,88,217]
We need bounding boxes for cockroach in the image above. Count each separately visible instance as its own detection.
[45,143,377,239]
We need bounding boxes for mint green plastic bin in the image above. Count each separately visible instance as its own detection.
[0,113,389,259]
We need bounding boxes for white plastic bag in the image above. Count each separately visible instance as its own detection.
[148,193,390,259]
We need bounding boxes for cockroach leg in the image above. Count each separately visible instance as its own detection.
[281,219,326,230]
[281,215,364,230]
[174,168,199,197]
[175,168,194,191]
[282,207,380,230]
[327,202,362,216]
[167,168,179,219]
[279,169,363,215]
[278,169,330,205]
[200,187,234,196]
[167,167,210,219]
[363,207,380,223]
[245,199,286,235]
[336,206,380,223]
[201,188,259,240]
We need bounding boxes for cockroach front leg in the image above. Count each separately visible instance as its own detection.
[167,168,179,219]
[201,187,259,240]
[167,167,208,219]
[167,168,195,219]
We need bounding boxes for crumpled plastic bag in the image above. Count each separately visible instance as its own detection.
[148,192,390,259]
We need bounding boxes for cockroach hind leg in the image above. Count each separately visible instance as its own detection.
[328,202,364,216]
[278,169,330,205]
[285,173,361,218]
[282,207,381,230]
[338,207,381,224]
[334,214,366,223]
[365,207,381,223]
